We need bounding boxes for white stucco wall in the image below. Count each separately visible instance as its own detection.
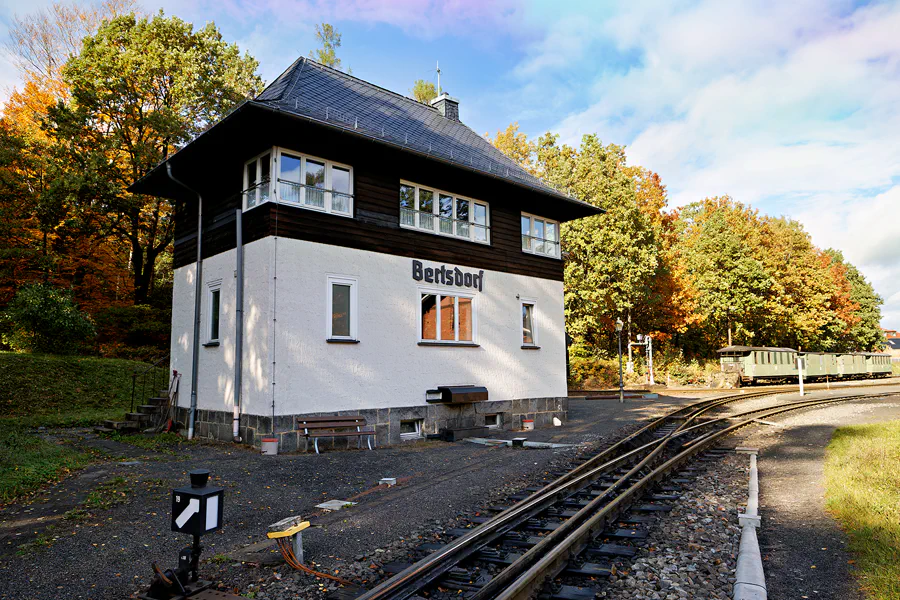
[173,236,568,416]
[170,240,271,416]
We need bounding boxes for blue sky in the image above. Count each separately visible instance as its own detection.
[2,0,899,328]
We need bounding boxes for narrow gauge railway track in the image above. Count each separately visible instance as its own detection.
[352,387,898,600]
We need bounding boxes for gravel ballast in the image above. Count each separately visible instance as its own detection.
[598,452,745,600]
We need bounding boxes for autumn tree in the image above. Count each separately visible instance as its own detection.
[310,23,345,70]
[46,13,263,303]
[0,0,140,310]
[823,250,884,351]
[412,79,438,104]
[487,125,661,356]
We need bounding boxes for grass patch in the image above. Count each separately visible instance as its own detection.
[0,424,97,504]
[0,352,164,428]
[17,526,57,555]
[104,432,193,455]
[83,476,131,510]
[825,420,900,599]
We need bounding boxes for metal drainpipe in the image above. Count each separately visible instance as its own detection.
[166,163,202,440]
[233,209,244,442]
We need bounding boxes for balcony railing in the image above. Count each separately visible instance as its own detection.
[277,179,353,215]
[522,234,560,258]
[400,207,489,243]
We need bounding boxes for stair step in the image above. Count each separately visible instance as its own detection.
[94,427,116,435]
[126,412,151,422]
[147,396,169,406]
[137,405,161,414]
[102,420,140,431]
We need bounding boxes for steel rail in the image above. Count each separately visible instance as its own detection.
[354,390,775,600]
[494,390,897,600]
[354,383,895,600]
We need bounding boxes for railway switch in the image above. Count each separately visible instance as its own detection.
[140,469,225,600]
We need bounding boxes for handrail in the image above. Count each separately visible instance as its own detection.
[131,354,170,414]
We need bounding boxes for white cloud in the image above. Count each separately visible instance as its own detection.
[521,0,900,327]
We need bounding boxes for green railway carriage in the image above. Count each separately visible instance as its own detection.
[864,353,893,377]
[718,345,891,385]
[836,353,866,378]
[800,352,836,378]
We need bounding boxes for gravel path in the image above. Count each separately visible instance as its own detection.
[731,393,900,600]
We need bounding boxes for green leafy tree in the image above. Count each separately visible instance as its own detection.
[487,126,661,356]
[45,12,263,303]
[411,79,438,104]
[2,283,96,353]
[670,197,773,353]
[309,23,344,70]
[823,249,884,351]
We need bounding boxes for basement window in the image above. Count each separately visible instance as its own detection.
[400,419,423,440]
[484,414,500,429]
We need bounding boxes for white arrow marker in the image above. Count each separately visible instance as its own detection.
[175,498,200,528]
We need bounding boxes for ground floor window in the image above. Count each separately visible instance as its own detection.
[400,419,423,439]
[326,275,358,340]
[420,291,474,343]
[521,299,537,346]
[207,282,221,343]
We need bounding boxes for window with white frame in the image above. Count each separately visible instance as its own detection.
[419,290,475,343]
[242,148,353,216]
[326,275,358,340]
[243,152,271,209]
[521,213,560,258]
[400,181,489,244]
[400,419,423,439]
[484,414,500,429]
[207,283,222,343]
[521,299,537,347]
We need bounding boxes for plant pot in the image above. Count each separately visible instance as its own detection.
[522,419,535,431]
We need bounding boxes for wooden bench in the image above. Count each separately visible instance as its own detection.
[297,416,375,454]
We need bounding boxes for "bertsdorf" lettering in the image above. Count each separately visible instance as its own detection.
[412,260,484,292]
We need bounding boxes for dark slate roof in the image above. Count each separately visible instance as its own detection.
[888,339,900,350]
[251,57,592,209]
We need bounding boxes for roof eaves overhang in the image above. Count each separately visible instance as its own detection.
[247,101,603,220]
[129,100,604,221]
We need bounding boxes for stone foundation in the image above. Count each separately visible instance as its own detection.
[178,397,570,452]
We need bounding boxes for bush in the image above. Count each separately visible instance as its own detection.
[1,284,96,354]
[569,356,621,389]
[94,304,170,357]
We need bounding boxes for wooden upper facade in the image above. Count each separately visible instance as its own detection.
[130,60,602,282]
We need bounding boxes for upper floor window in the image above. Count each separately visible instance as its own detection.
[521,213,560,259]
[400,181,489,244]
[244,152,271,209]
[242,147,353,217]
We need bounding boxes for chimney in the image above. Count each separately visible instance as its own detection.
[430,93,460,122]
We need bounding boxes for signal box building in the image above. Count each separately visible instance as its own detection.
[130,58,601,449]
